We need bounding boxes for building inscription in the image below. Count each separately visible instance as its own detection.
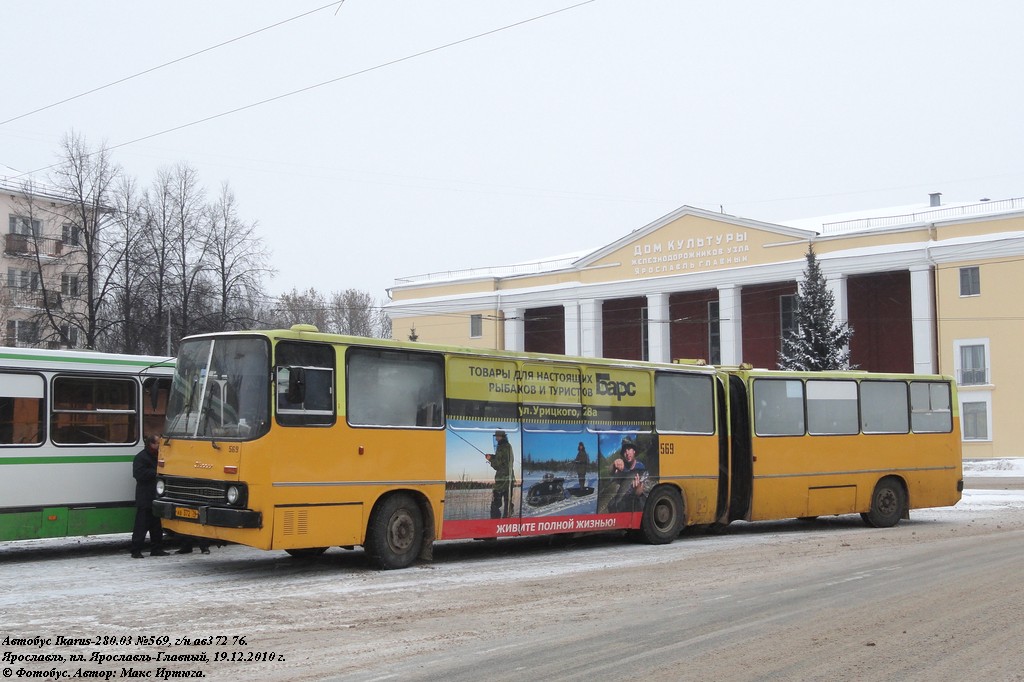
[631,231,750,276]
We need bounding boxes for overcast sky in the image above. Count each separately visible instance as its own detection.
[3,1,1023,302]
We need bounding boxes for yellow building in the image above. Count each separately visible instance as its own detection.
[388,194,1024,460]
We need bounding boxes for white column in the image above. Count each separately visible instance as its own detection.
[646,293,671,363]
[579,299,603,358]
[910,266,937,373]
[563,303,581,356]
[718,285,742,365]
[502,307,523,352]
[826,273,849,325]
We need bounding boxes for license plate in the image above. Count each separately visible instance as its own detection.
[175,507,199,520]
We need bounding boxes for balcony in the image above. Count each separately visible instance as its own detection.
[957,368,990,386]
[6,288,62,309]
[4,234,64,258]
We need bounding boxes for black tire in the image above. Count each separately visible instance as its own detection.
[365,494,424,570]
[639,486,685,544]
[285,547,328,558]
[861,477,907,528]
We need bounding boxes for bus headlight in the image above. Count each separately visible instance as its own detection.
[156,478,165,496]
[226,485,241,505]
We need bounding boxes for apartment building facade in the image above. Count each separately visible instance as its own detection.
[2,179,86,349]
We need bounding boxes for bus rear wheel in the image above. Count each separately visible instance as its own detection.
[366,493,423,570]
[640,486,685,544]
[861,477,906,528]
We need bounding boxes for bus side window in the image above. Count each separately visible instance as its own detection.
[347,348,444,429]
[51,376,137,445]
[0,373,45,445]
[910,381,952,433]
[753,379,805,436]
[806,380,858,435]
[275,341,336,427]
[655,372,714,434]
[860,381,909,434]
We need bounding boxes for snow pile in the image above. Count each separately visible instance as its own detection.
[962,458,1024,476]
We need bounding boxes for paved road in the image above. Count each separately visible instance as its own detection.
[3,481,1022,682]
[348,504,1024,682]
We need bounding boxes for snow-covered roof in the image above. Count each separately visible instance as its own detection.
[393,250,594,287]
[781,197,1024,235]
[1,176,75,204]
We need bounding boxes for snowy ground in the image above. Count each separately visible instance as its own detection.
[1,459,1022,681]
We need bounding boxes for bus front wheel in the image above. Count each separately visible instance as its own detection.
[861,477,906,528]
[640,486,685,544]
[366,493,424,570]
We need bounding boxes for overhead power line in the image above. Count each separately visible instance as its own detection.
[0,1,346,127]
[15,0,598,179]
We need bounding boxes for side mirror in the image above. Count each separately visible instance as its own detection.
[148,379,165,411]
[286,367,306,404]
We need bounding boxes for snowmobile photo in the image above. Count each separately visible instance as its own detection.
[526,473,566,507]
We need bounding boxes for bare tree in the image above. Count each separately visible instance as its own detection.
[265,288,331,331]
[261,287,389,338]
[168,162,210,342]
[376,306,392,340]
[329,288,378,336]
[3,134,375,352]
[204,182,274,331]
[47,132,121,349]
[137,168,178,354]
[102,174,156,353]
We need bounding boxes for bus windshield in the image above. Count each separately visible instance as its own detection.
[165,337,270,439]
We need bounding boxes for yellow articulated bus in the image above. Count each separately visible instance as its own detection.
[153,326,962,569]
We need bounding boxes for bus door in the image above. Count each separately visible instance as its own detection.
[727,373,753,522]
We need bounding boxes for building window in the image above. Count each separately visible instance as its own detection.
[959,266,980,296]
[6,320,39,347]
[962,402,989,440]
[62,224,81,246]
[954,339,989,386]
[8,215,41,236]
[959,344,988,385]
[640,306,649,361]
[708,301,721,365]
[7,268,39,291]
[469,314,483,338]
[59,325,80,348]
[61,274,80,297]
[780,294,799,340]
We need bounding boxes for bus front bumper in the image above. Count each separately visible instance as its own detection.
[153,500,262,529]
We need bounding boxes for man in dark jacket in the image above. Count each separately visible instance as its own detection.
[130,435,167,558]
[486,430,516,518]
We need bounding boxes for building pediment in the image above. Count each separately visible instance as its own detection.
[573,205,815,281]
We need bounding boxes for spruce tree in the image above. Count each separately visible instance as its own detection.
[777,244,854,371]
